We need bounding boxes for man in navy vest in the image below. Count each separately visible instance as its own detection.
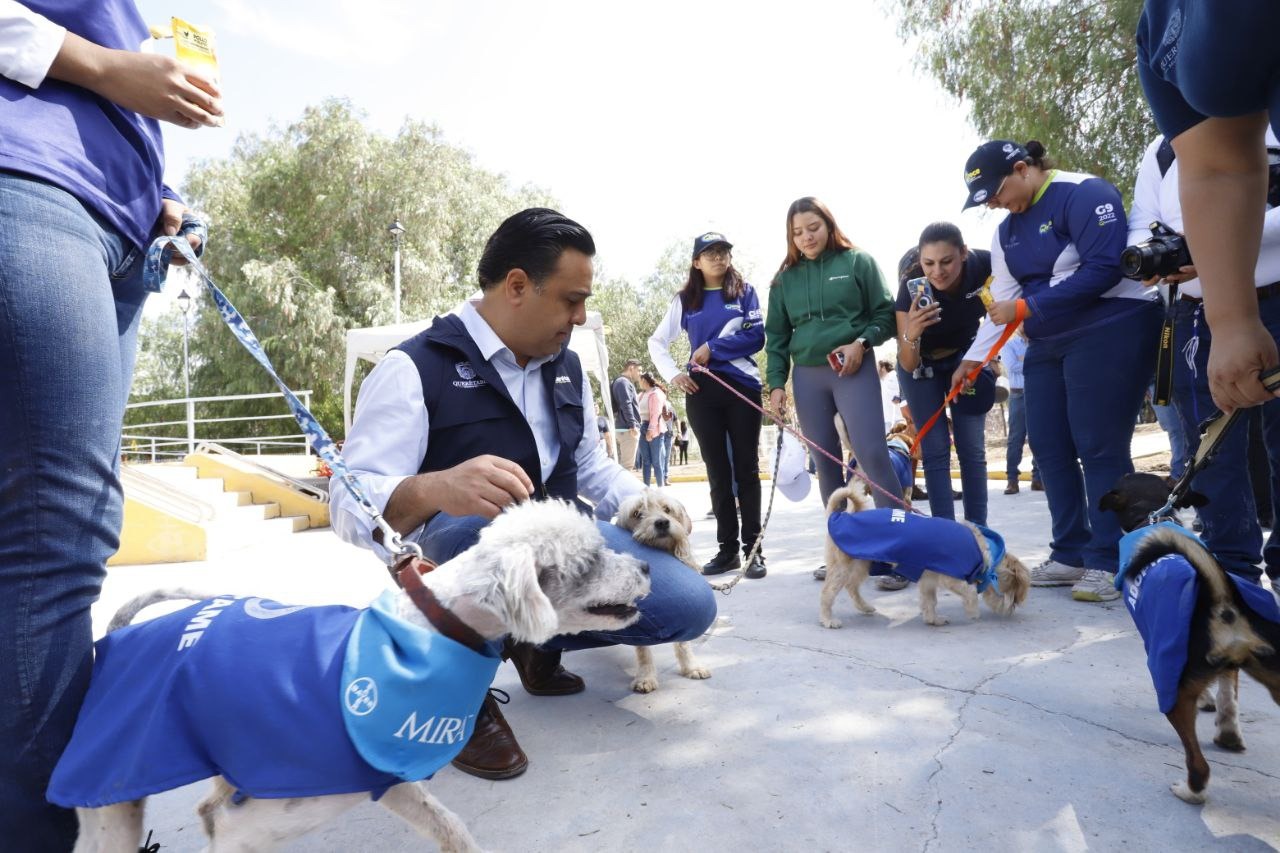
[332,208,717,780]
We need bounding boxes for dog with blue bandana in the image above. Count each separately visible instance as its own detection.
[55,500,651,852]
[820,485,1029,628]
[1101,472,1280,805]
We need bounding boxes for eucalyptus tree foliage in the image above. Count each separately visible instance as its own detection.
[891,0,1148,203]
[147,99,553,437]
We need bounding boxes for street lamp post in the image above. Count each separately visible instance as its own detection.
[176,288,194,454]
[389,219,406,324]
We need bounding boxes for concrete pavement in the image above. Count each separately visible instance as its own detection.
[92,479,1280,852]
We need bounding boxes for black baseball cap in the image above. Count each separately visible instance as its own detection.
[961,140,1028,210]
[692,231,733,259]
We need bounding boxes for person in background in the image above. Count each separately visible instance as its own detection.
[611,358,643,471]
[637,371,670,488]
[878,359,904,431]
[765,197,901,582]
[661,398,676,484]
[1127,129,1280,582]
[1001,331,1043,493]
[894,223,993,526]
[650,231,767,578]
[676,419,691,465]
[0,2,220,844]
[957,139,1161,603]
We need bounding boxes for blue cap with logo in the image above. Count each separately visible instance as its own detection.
[961,140,1028,210]
[949,365,997,416]
[692,231,733,259]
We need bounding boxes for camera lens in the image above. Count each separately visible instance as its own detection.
[1121,245,1152,279]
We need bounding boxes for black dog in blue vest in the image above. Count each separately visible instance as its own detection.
[1101,472,1280,805]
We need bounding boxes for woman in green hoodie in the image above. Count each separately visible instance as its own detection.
[765,197,902,581]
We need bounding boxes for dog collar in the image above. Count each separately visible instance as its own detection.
[395,556,489,655]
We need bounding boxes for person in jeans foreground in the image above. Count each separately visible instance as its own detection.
[0,3,220,846]
[331,208,715,782]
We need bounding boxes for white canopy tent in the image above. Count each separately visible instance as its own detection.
[343,301,614,433]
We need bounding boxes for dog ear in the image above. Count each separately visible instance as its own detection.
[500,544,559,645]
[1098,490,1125,513]
[1175,490,1209,509]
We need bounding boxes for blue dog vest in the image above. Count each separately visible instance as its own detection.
[1116,523,1280,713]
[827,509,1005,592]
[48,592,500,808]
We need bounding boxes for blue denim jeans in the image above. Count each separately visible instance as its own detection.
[1024,302,1162,573]
[897,354,988,524]
[411,511,717,650]
[0,172,151,848]
[639,433,668,487]
[1150,386,1189,480]
[1004,390,1041,483]
[1171,296,1280,582]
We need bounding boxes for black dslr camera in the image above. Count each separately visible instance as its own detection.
[1121,221,1192,281]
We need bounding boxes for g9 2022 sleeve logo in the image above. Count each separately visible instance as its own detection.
[1094,202,1117,226]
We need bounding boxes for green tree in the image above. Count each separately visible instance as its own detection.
[890,0,1149,203]
[145,98,554,439]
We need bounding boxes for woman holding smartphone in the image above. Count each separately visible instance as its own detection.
[896,223,994,525]
[765,197,902,581]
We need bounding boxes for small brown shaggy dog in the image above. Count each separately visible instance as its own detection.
[819,485,1030,628]
[615,491,711,692]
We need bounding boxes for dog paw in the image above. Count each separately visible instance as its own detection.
[820,618,843,629]
[681,666,711,680]
[1214,732,1246,752]
[631,677,659,693]
[924,616,949,626]
[1171,781,1207,804]
[856,605,877,616]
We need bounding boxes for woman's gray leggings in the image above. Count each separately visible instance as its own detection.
[792,358,901,508]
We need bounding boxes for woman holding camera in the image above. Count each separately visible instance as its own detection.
[896,223,993,525]
[958,139,1160,602]
[650,232,766,578]
[765,197,901,581]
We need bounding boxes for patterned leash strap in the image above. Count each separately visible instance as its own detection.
[144,218,422,566]
[689,364,917,514]
[910,298,1028,454]
[707,429,783,595]
[1149,365,1280,524]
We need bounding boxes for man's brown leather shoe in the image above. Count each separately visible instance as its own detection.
[450,689,528,780]
[504,640,585,696]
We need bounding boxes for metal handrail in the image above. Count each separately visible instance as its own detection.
[194,441,330,503]
[120,466,216,524]
[122,390,314,458]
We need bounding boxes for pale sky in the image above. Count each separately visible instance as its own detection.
[137,0,1006,303]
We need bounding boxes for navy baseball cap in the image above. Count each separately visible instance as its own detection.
[961,140,1028,210]
[950,366,997,416]
[692,231,733,259]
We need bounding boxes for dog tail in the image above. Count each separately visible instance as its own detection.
[826,485,868,516]
[107,589,211,633]
[1129,527,1272,664]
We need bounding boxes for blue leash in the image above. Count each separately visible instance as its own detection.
[143,216,422,564]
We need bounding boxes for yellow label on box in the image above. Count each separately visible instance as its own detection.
[172,17,219,82]
[977,276,995,308]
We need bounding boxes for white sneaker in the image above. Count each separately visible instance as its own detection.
[1071,569,1121,602]
[1029,559,1085,586]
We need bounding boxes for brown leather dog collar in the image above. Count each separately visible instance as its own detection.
[393,555,489,655]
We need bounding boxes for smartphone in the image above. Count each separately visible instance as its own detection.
[827,351,846,371]
[907,276,938,313]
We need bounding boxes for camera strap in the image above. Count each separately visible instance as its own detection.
[1152,282,1178,406]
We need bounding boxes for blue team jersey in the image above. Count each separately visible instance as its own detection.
[1116,523,1280,713]
[48,592,500,807]
[996,171,1155,341]
[827,509,1005,592]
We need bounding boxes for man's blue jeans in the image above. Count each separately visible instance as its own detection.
[1171,296,1280,582]
[0,172,150,848]
[412,510,717,651]
[897,354,988,525]
[639,434,668,487]
[1024,303,1162,573]
[1005,390,1041,484]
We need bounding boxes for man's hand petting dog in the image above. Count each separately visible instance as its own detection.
[387,456,534,532]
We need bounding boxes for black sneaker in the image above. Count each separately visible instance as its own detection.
[701,551,741,576]
[743,553,767,579]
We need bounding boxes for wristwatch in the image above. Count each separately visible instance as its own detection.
[855,337,869,352]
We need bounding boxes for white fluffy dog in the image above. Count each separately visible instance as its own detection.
[820,485,1030,628]
[614,491,711,692]
[68,500,650,853]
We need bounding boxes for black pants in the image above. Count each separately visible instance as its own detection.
[686,372,763,556]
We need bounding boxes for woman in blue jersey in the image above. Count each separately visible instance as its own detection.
[957,140,1162,603]
[0,2,221,843]
[650,232,767,579]
[895,222,993,525]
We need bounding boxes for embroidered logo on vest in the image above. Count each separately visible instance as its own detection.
[452,361,486,389]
